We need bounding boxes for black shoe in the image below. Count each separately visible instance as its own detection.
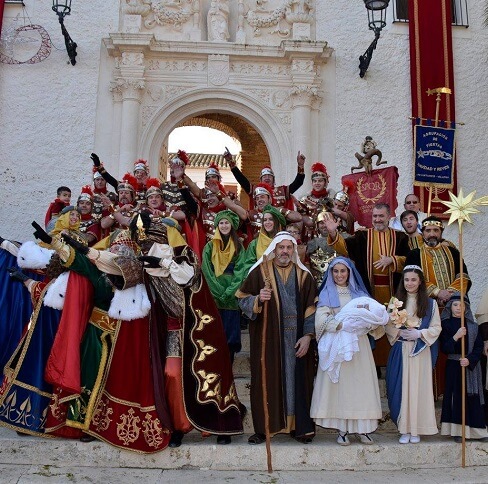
[453,436,462,443]
[16,431,28,437]
[80,434,95,443]
[217,435,231,445]
[169,431,184,448]
[248,433,266,445]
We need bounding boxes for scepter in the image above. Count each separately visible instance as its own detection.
[260,254,273,473]
[442,189,488,467]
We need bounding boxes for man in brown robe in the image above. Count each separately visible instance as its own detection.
[236,232,317,444]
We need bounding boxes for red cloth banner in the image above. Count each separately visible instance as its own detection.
[409,0,457,216]
[342,166,399,228]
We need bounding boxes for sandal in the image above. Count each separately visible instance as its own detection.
[358,433,374,445]
[248,433,266,445]
[337,431,350,446]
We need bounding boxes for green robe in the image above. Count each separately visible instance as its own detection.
[201,241,248,310]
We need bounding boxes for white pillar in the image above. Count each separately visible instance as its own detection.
[118,52,146,174]
[291,86,316,182]
[109,81,123,176]
[119,78,145,173]
[289,57,321,185]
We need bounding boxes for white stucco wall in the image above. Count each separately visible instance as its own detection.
[1,0,487,306]
[311,1,488,306]
[0,1,118,238]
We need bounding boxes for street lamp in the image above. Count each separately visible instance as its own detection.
[52,0,77,66]
[358,0,390,78]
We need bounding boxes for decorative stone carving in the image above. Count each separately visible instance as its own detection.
[146,59,206,71]
[207,0,230,42]
[248,88,291,110]
[164,85,191,102]
[246,1,288,37]
[290,84,319,107]
[291,59,315,73]
[144,0,195,31]
[236,0,246,43]
[249,88,271,105]
[285,0,313,23]
[123,0,152,32]
[275,112,292,127]
[142,105,159,127]
[121,52,145,67]
[244,0,315,40]
[118,78,146,102]
[208,54,229,86]
[272,89,291,109]
[109,80,124,102]
[124,0,152,16]
[230,62,290,76]
[146,86,164,101]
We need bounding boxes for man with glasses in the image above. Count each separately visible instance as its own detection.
[389,194,427,233]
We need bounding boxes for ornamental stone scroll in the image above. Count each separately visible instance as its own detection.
[244,0,315,41]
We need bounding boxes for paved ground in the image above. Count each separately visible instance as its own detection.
[0,465,487,484]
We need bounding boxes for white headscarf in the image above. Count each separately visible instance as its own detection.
[248,231,310,275]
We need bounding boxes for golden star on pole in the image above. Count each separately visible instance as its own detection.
[441,188,488,227]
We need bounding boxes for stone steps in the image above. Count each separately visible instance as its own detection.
[234,331,444,435]
[1,427,486,472]
[1,332,475,475]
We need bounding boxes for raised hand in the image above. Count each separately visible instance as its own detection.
[323,213,339,237]
[297,151,306,167]
[32,221,52,244]
[91,153,101,167]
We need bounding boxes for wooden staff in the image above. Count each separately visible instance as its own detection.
[441,188,488,468]
[260,254,273,473]
[458,227,466,467]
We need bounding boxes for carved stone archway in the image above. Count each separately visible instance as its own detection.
[141,88,292,180]
[95,1,332,187]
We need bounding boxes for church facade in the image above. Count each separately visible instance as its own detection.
[1,0,487,301]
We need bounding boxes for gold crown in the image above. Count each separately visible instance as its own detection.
[421,219,444,229]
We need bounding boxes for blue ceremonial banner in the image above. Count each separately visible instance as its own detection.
[413,125,455,188]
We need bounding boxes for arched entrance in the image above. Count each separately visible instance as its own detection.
[96,21,331,189]
[141,89,291,186]
[166,114,268,205]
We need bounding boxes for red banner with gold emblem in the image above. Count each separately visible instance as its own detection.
[342,166,399,228]
[408,0,457,216]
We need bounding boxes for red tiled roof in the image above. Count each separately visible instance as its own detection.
[168,153,234,169]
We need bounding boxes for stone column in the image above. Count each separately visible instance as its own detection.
[290,58,320,181]
[109,81,123,173]
[118,52,146,173]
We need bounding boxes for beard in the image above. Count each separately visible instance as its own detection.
[275,254,291,267]
[426,236,439,247]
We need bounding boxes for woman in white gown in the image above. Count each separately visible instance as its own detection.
[310,256,386,446]
[385,265,441,444]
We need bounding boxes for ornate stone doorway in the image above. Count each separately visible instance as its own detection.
[94,1,332,188]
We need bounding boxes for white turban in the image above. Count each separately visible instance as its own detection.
[248,231,310,275]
